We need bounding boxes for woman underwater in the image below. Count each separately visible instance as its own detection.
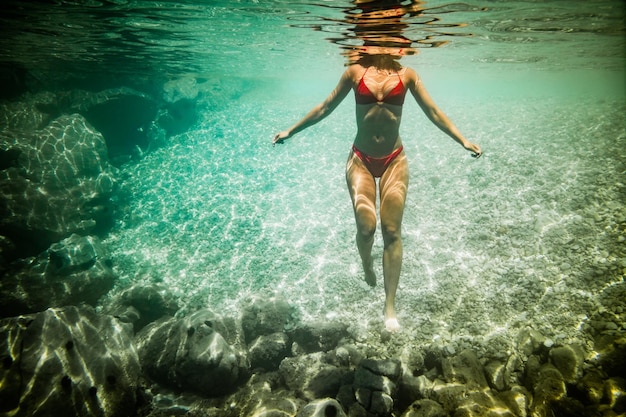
[273,52,482,332]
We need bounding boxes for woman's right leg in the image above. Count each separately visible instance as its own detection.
[346,152,378,286]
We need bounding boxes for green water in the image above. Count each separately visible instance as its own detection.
[3,0,623,352]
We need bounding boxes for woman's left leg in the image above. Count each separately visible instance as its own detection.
[379,152,409,331]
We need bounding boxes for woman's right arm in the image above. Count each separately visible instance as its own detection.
[273,69,354,145]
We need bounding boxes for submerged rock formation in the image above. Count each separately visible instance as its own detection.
[0,305,141,417]
[135,309,248,397]
[0,234,115,318]
[0,293,624,417]
[0,111,116,258]
[133,294,626,417]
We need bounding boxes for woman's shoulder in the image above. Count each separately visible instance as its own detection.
[401,66,418,77]
[346,63,366,74]
[343,64,366,81]
[399,67,419,84]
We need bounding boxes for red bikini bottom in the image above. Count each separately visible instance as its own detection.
[351,145,404,178]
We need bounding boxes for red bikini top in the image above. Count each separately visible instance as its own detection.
[355,67,406,106]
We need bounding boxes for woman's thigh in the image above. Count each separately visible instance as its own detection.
[379,152,409,231]
[346,152,377,230]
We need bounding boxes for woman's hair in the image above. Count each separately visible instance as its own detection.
[356,53,402,71]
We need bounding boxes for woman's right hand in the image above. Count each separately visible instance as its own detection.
[272,130,291,146]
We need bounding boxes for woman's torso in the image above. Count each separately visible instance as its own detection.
[352,64,407,157]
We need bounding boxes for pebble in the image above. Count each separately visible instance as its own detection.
[444,344,456,356]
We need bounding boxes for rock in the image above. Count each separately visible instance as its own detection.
[0,305,140,417]
[549,344,585,383]
[522,355,541,390]
[595,334,626,378]
[241,296,300,344]
[248,332,291,371]
[279,352,349,401]
[405,350,425,374]
[361,358,402,381]
[135,310,247,397]
[336,384,356,411]
[398,373,435,411]
[498,386,530,417]
[103,283,179,332]
[516,328,550,357]
[348,402,369,417]
[163,77,201,103]
[528,364,566,417]
[453,390,516,417]
[0,113,116,258]
[549,397,587,417]
[484,360,506,391]
[354,366,396,396]
[576,369,605,404]
[296,398,348,417]
[160,77,229,137]
[401,399,446,417]
[431,380,469,411]
[604,377,626,415]
[0,91,59,131]
[369,391,394,416]
[291,320,350,353]
[441,350,488,390]
[330,344,364,369]
[0,234,115,318]
[354,387,372,409]
[349,358,401,416]
[485,355,521,392]
[423,347,444,374]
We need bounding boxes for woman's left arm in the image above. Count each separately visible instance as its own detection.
[407,69,482,157]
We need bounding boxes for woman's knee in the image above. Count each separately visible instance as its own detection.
[357,222,376,240]
[381,223,402,244]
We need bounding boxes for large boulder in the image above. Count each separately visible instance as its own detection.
[103,283,179,333]
[279,352,350,401]
[351,359,401,416]
[290,320,350,353]
[248,332,291,371]
[0,112,116,258]
[441,350,488,390]
[135,309,248,397]
[0,305,141,417]
[0,234,116,318]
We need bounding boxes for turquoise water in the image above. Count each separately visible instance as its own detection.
[12,0,620,352]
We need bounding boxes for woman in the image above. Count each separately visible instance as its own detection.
[273,53,482,332]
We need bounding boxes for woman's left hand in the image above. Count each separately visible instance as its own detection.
[465,142,482,158]
[272,131,290,146]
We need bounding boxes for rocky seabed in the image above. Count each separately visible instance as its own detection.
[0,292,625,417]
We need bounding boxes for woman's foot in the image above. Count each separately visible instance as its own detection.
[383,309,401,333]
[384,317,401,333]
[364,267,377,287]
